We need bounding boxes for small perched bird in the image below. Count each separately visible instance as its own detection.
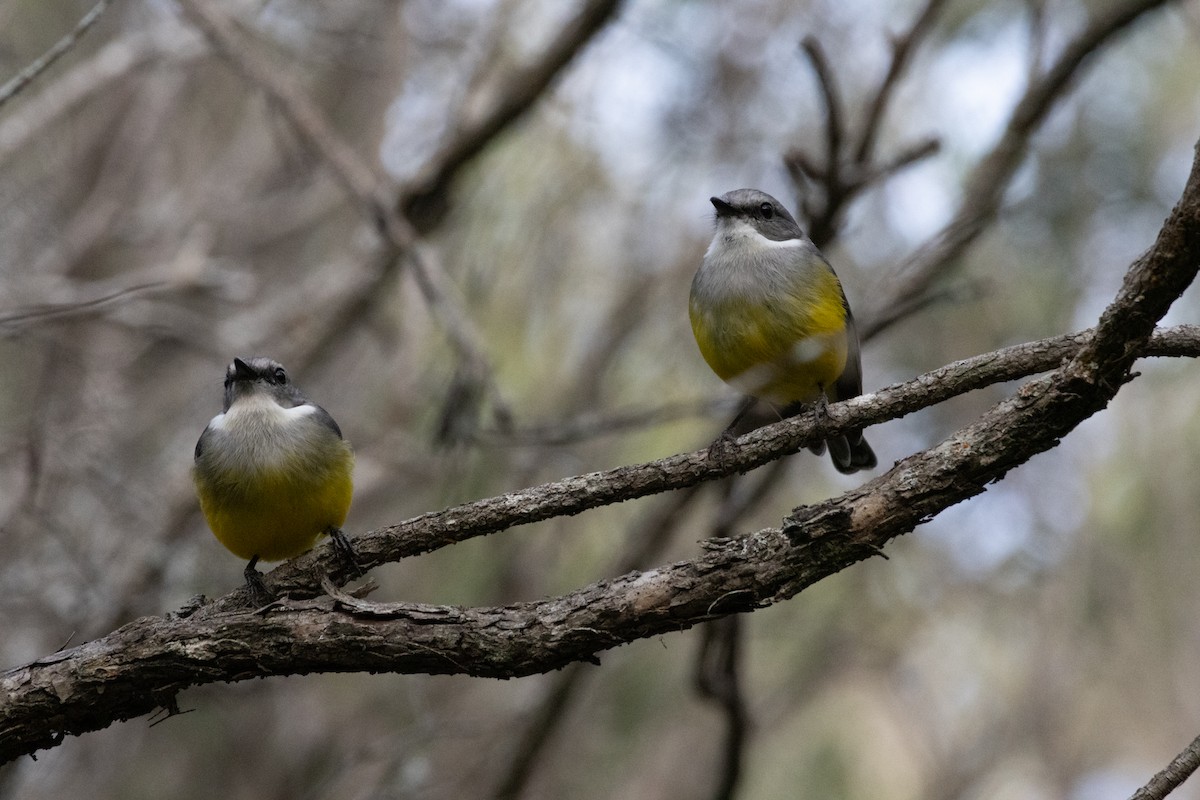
[193,357,355,597]
[689,188,876,473]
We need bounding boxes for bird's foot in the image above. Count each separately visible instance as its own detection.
[328,527,364,578]
[243,556,275,607]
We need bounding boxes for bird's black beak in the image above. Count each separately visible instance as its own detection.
[231,358,257,382]
[710,196,736,217]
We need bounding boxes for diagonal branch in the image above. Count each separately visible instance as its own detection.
[1,319,1198,766]
[0,0,117,111]
[6,316,1200,765]
[790,0,948,248]
[175,0,510,420]
[3,313,1197,766]
[863,0,1175,336]
[3,139,1197,769]
[236,321,1200,607]
[176,0,627,431]
[1130,731,1200,800]
[854,0,951,164]
[401,0,625,230]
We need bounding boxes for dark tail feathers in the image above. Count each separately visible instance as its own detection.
[827,431,876,474]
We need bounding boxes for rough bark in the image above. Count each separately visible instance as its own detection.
[2,136,1198,762]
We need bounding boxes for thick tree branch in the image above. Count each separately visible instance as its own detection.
[3,139,1197,769]
[4,321,1200,764]
[236,322,1200,607]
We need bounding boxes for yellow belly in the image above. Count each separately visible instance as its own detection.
[690,284,848,406]
[195,455,354,562]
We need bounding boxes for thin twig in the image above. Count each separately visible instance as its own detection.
[791,0,946,247]
[1129,732,1200,800]
[691,465,790,800]
[0,27,200,165]
[866,0,1174,334]
[489,482,710,798]
[0,0,116,111]
[800,36,844,199]
[855,0,950,163]
[175,0,510,421]
[491,661,590,800]
[402,0,625,230]
[0,281,168,331]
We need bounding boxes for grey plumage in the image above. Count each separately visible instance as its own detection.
[691,189,876,474]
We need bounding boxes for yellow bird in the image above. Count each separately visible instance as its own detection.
[193,357,355,595]
[689,189,876,473]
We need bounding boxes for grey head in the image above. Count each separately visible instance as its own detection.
[711,189,804,242]
[222,356,310,412]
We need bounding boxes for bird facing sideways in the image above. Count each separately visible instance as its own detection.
[689,188,876,473]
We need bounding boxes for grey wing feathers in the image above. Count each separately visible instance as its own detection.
[194,427,210,460]
[311,404,344,438]
[833,294,863,404]
[830,301,876,473]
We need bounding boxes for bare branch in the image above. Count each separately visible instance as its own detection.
[0,0,116,111]
[1130,731,1200,800]
[0,281,168,332]
[6,257,1200,766]
[175,0,511,423]
[800,36,845,198]
[865,0,1175,334]
[4,307,1200,765]
[855,0,950,163]
[490,661,591,800]
[790,0,946,247]
[176,0,381,212]
[490,481,708,798]
[402,0,625,230]
[149,316,1196,618]
[1,60,1195,770]
[695,616,747,800]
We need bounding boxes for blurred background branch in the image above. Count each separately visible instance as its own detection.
[861,0,1175,339]
[0,0,115,109]
[1,0,1198,798]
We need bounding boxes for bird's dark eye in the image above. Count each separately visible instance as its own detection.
[273,367,288,385]
[759,202,774,219]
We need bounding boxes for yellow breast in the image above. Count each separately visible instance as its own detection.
[194,423,354,562]
[689,270,848,406]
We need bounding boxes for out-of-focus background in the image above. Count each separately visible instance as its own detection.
[2,1,1200,798]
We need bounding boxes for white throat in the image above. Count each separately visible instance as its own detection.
[705,218,803,258]
[208,392,317,431]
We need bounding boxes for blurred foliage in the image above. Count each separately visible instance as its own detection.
[2,0,1200,798]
